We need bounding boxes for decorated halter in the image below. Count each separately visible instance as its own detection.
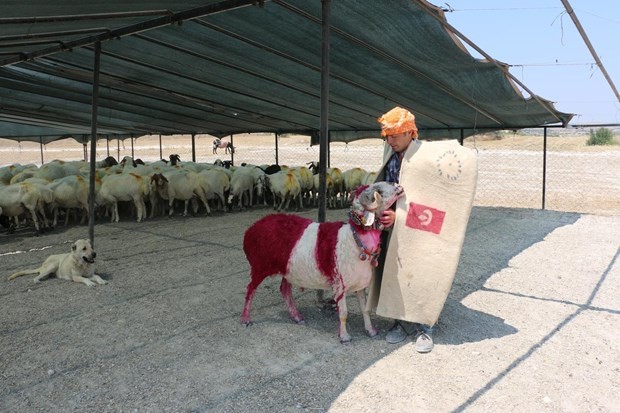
[348,207,383,267]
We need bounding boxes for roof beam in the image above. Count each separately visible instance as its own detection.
[414,0,566,126]
[274,0,502,127]
[559,0,620,105]
[0,0,266,67]
[0,10,173,25]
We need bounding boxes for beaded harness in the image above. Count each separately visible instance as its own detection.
[348,209,383,267]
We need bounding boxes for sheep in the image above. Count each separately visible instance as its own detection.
[0,164,37,185]
[327,167,345,208]
[0,182,50,234]
[97,173,151,222]
[227,167,258,210]
[289,166,314,208]
[266,170,301,212]
[34,160,82,182]
[361,171,377,186]
[96,156,118,168]
[343,167,368,204]
[9,169,38,184]
[240,181,405,344]
[169,154,181,165]
[48,174,101,226]
[260,164,282,175]
[197,169,230,211]
[119,156,138,169]
[150,170,211,217]
[312,173,335,208]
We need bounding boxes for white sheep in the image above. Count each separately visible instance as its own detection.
[361,170,377,185]
[150,170,211,217]
[197,169,230,211]
[97,173,151,222]
[266,170,301,212]
[343,167,368,203]
[48,174,101,226]
[312,173,335,208]
[0,182,49,234]
[240,181,405,343]
[228,167,258,210]
[327,167,345,208]
[289,166,314,208]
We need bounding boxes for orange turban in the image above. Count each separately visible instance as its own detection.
[378,106,418,138]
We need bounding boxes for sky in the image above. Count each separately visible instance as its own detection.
[433,0,620,126]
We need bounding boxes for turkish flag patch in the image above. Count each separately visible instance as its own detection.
[405,202,446,234]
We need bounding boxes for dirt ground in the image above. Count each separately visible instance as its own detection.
[1,205,618,412]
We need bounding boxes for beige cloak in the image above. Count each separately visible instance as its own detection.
[366,139,478,326]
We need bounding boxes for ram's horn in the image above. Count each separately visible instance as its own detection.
[367,191,382,210]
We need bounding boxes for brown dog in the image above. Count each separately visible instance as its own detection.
[8,239,106,287]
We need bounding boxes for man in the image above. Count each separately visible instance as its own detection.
[367,106,434,353]
[366,106,478,354]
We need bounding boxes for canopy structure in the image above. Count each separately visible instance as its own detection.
[0,0,573,145]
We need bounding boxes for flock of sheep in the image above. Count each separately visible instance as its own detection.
[0,155,379,235]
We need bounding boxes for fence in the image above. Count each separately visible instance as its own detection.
[1,129,618,215]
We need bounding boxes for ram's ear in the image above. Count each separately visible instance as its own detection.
[363,211,375,227]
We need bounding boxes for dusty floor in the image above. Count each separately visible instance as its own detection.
[0,205,618,412]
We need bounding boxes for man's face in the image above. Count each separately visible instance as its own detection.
[384,130,414,153]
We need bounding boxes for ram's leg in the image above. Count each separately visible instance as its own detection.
[280,278,304,324]
[355,290,378,337]
[241,275,264,326]
[336,296,351,344]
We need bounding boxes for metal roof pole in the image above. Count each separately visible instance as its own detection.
[230,134,235,165]
[459,129,464,145]
[39,137,44,165]
[560,0,620,105]
[318,0,331,224]
[88,41,101,247]
[131,134,134,158]
[275,133,279,165]
[117,138,120,160]
[542,127,547,210]
[106,136,110,157]
[191,133,196,162]
[159,134,162,160]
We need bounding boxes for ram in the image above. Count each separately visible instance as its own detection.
[240,181,405,343]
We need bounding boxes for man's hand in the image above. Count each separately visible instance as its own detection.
[380,210,396,228]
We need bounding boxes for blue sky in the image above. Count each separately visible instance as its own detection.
[433,0,620,126]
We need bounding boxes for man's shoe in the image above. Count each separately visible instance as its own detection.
[386,323,407,344]
[386,321,419,344]
[414,331,434,353]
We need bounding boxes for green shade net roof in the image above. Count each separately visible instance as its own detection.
[0,0,573,145]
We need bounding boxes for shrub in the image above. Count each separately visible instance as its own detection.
[587,128,615,146]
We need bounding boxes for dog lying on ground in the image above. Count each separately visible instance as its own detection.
[8,239,106,287]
